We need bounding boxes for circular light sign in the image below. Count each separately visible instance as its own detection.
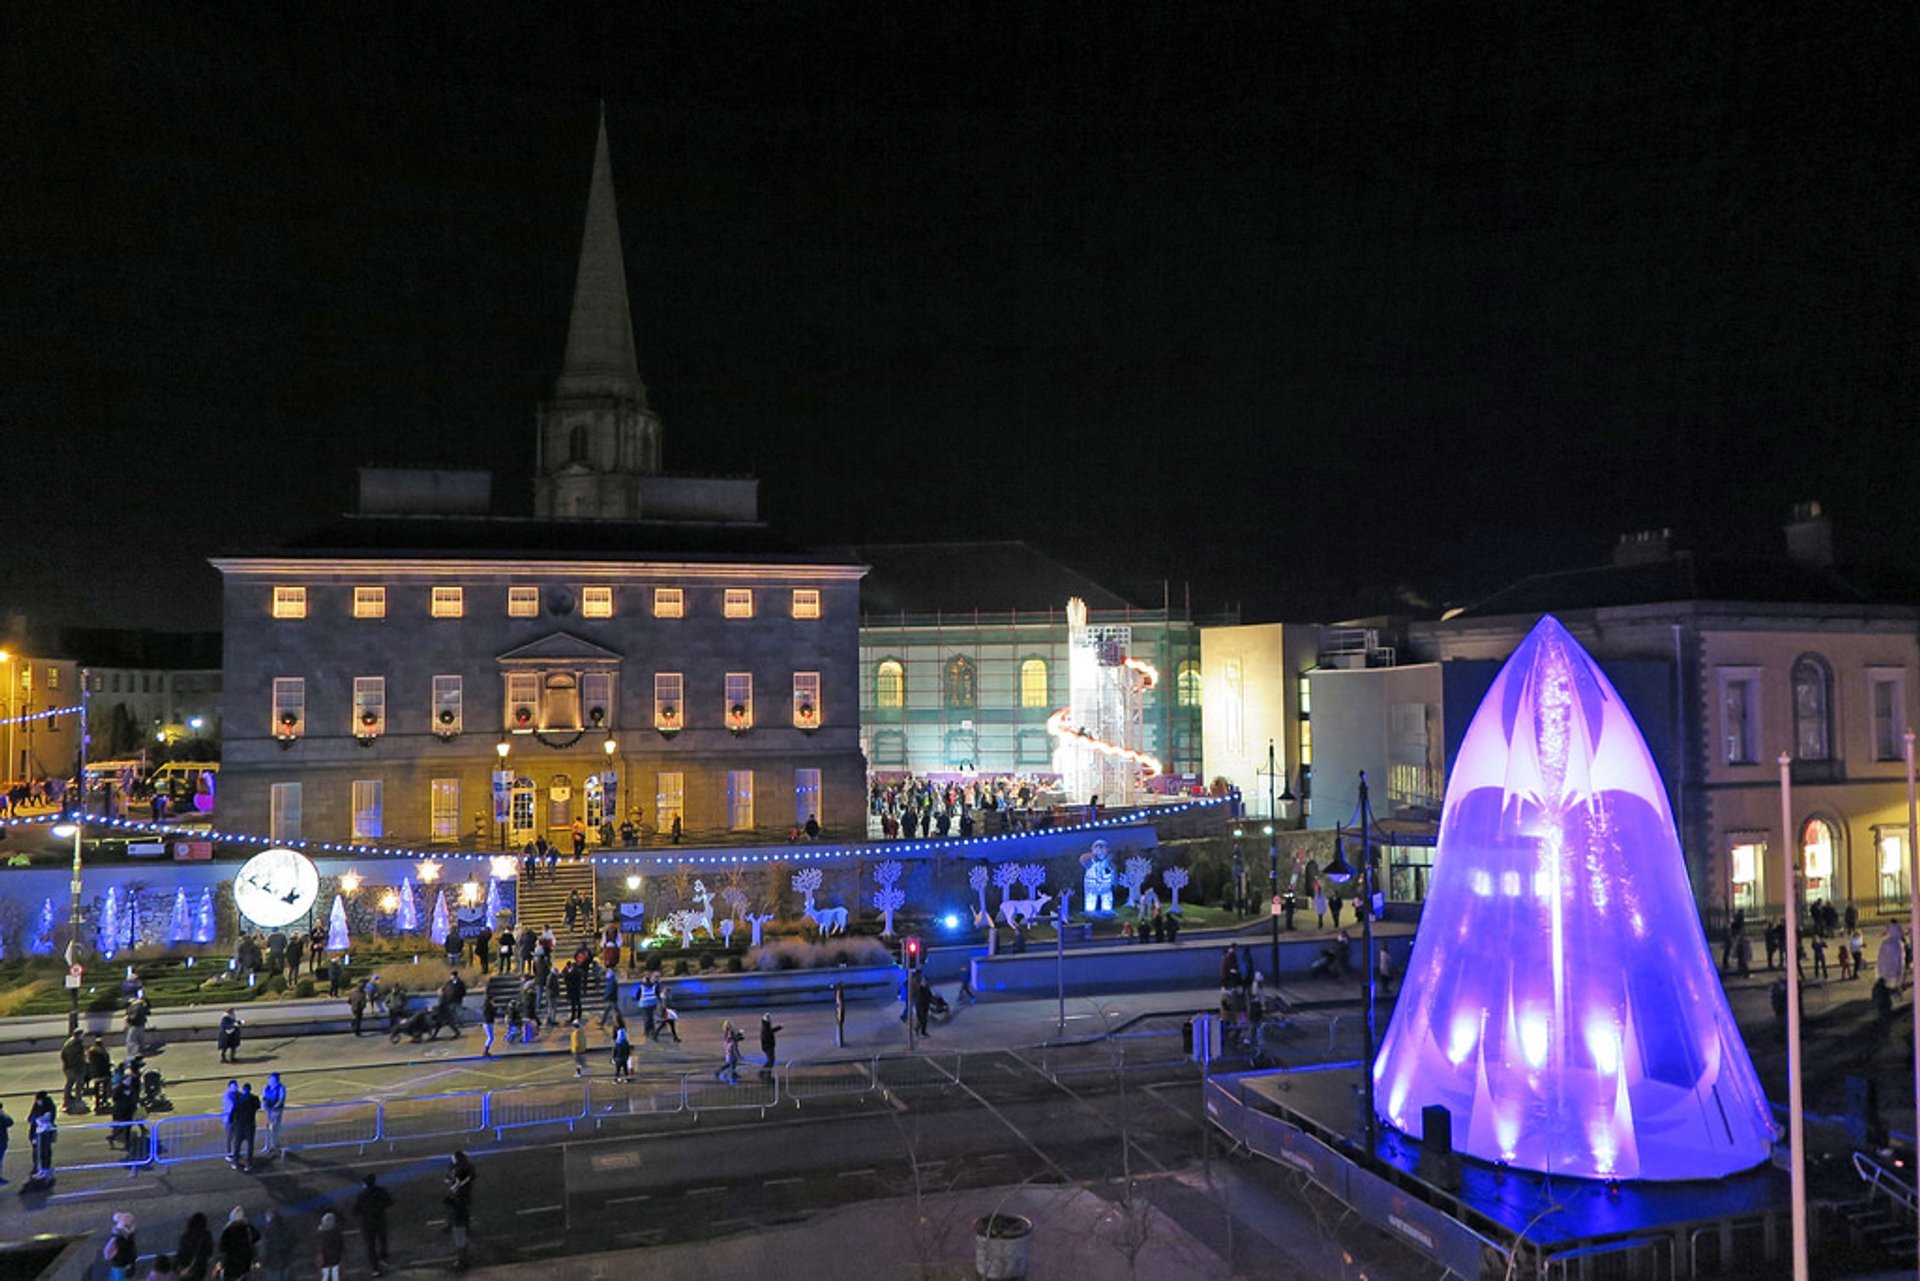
[233,847,320,928]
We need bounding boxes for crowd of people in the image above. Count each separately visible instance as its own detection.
[867,773,1064,840]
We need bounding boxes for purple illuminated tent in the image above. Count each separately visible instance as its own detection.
[1372,615,1775,1181]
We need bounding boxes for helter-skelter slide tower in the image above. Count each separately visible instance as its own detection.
[1049,597,1162,805]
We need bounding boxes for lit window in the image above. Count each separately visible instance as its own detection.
[582,671,614,728]
[506,672,538,730]
[654,588,684,618]
[792,589,821,619]
[875,660,904,709]
[542,672,582,731]
[508,586,539,618]
[1020,658,1049,708]
[654,673,683,730]
[724,589,754,619]
[269,782,303,841]
[1176,660,1202,708]
[432,675,462,735]
[793,671,821,729]
[655,772,685,832]
[1879,828,1910,904]
[945,656,976,709]
[1729,840,1766,914]
[353,677,386,737]
[727,770,755,831]
[726,672,754,730]
[794,768,822,826]
[272,677,306,738]
[583,586,613,618]
[430,779,460,843]
[431,586,465,618]
[353,587,386,619]
[351,779,383,840]
[272,587,307,619]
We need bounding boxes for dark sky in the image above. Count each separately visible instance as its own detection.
[3,5,1912,631]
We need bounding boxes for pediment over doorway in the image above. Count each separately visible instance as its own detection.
[496,631,623,666]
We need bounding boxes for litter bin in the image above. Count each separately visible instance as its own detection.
[974,1212,1032,1279]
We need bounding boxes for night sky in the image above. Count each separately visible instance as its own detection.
[4,6,1912,632]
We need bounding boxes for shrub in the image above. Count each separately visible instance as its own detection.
[726,955,743,973]
[747,937,894,972]
[698,950,717,972]
[672,958,690,977]
[295,978,316,998]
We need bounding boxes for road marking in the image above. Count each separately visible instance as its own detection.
[591,1151,641,1172]
[686,1185,728,1195]
[978,1152,1009,1162]
[50,1188,117,1201]
[605,1193,651,1205]
[518,1240,566,1254]
[836,1167,877,1178]
[516,1204,564,1216]
[709,1217,750,1231]
[763,1176,802,1186]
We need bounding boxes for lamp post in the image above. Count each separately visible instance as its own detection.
[1325,769,1377,1154]
[495,737,511,850]
[56,670,89,1035]
[0,649,12,788]
[1259,740,1297,979]
[1904,730,1918,1266]
[602,734,618,848]
[1777,753,1807,1281]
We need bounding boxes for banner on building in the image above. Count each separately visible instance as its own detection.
[492,771,512,825]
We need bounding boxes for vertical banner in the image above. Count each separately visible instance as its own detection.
[602,770,619,822]
[492,770,512,825]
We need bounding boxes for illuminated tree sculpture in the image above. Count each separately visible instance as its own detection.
[170,889,192,944]
[872,860,906,938]
[969,865,991,918]
[1372,615,1775,1181]
[327,895,350,951]
[991,862,1022,908]
[430,891,450,947]
[194,888,217,944]
[30,898,55,956]
[1161,865,1189,913]
[397,877,420,932]
[1119,856,1153,910]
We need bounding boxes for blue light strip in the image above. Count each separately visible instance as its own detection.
[8,797,1229,865]
[0,704,82,727]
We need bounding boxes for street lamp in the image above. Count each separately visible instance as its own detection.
[54,668,89,1035]
[602,735,618,848]
[1323,769,1378,1154]
[0,649,12,787]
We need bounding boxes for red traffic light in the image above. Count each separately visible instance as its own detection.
[904,936,923,965]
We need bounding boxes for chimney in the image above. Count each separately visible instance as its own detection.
[1784,500,1833,569]
[1612,528,1673,568]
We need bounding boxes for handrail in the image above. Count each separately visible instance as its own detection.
[1853,1149,1920,1217]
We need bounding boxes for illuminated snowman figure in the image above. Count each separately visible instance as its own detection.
[1080,841,1116,916]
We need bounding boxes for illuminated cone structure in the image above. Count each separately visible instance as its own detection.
[1373,616,1775,1180]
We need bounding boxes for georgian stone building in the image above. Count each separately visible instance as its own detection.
[214,113,867,848]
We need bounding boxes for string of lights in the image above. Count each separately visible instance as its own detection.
[0,704,82,727]
[4,796,1228,866]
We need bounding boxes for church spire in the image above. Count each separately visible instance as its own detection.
[556,103,644,401]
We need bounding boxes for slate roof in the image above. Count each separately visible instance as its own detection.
[234,515,862,566]
[1455,551,1874,618]
[855,541,1137,615]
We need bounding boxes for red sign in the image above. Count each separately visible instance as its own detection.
[172,840,213,861]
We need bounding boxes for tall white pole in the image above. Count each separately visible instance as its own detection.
[1777,752,1807,1281]
[1905,728,1919,1263]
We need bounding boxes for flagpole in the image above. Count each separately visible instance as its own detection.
[1777,752,1807,1281]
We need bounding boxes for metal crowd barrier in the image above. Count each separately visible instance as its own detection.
[487,1082,591,1135]
[681,1067,781,1115]
[783,1057,876,1103]
[378,1091,487,1143]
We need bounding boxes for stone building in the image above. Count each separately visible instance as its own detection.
[213,113,867,848]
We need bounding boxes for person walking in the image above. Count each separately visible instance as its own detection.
[259,1206,295,1281]
[229,1082,261,1171]
[496,926,515,975]
[475,923,493,976]
[597,965,620,1028]
[569,1019,588,1077]
[0,1098,12,1185]
[833,981,846,1049]
[563,960,586,1026]
[217,1207,259,1280]
[482,994,499,1056]
[174,1212,214,1281]
[444,1150,476,1270]
[314,1211,344,1281]
[610,1017,632,1083]
[636,976,658,1041]
[759,1013,782,1071]
[60,1031,87,1113]
[103,1211,138,1281]
[348,983,367,1036]
[217,1009,242,1064]
[715,1020,741,1084]
[352,1172,394,1275]
[913,972,934,1038]
[657,984,681,1043]
[219,1080,239,1165]
[261,1072,287,1156]
[26,1092,56,1184]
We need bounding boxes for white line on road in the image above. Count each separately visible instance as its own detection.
[686,1185,728,1195]
[516,1204,564,1216]
[605,1192,652,1205]
[835,1167,877,1178]
[763,1176,803,1186]
[49,1188,117,1201]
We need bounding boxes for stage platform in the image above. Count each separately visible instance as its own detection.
[1208,1063,1802,1279]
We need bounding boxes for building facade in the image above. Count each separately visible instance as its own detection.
[213,111,868,848]
[855,543,1210,785]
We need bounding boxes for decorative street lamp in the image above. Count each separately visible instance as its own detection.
[603,735,618,847]
[1261,740,1296,980]
[1323,769,1378,1154]
[495,736,511,850]
[54,668,89,1034]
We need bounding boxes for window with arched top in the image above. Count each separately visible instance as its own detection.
[568,424,589,462]
[1792,655,1833,761]
[1176,660,1202,708]
[875,660,905,709]
[1019,658,1049,709]
[945,656,977,709]
[1801,815,1839,900]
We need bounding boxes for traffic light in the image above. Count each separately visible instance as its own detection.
[903,936,923,970]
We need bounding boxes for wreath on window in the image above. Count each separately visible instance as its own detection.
[589,706,606,726]
[361,711,379,728]
[728,702,750,735]
[796,702,819,733]
[514,707,532,726]
[657,704,681,736]
[439,709,456,725]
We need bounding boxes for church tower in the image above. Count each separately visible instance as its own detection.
[534,107,663,519]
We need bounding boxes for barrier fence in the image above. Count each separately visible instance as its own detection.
[48,1048,982,1173]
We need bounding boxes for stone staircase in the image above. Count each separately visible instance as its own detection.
[514,860,597,939]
